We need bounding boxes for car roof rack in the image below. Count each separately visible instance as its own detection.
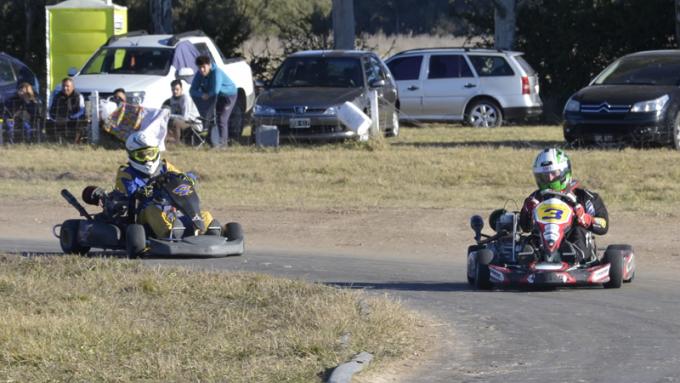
[393,46,505,55]
[106,30,148,45]
[168,30,206,46]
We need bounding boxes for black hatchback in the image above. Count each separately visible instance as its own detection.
[563,50,680,149]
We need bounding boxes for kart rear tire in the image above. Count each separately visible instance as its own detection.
[126,224,146,259]
[603,249,623,289]
[59,219,90,255]
[474,249,493,290]
[225,222,243,241]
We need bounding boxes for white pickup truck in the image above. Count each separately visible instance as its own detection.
[62,30,255,132]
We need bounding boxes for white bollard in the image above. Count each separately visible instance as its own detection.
[89,91,100,144]
[369,89,379,137]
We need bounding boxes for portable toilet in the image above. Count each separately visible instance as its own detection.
[45,0,127,99]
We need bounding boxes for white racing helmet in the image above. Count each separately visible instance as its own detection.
[126,131,161,175]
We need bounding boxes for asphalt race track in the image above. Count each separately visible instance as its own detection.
[2,238,680,382]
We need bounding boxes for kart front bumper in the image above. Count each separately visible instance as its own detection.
[148,235,245,257]
[488,263,612,286]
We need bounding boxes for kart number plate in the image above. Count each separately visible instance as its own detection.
[290,118,311,129]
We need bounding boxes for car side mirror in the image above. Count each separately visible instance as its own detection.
[369,79,385,88]
[67,67,78,77]
[177,67,195,82]
[470,214,484,237]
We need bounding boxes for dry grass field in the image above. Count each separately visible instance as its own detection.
[0,254,422,382]
[1,125,679,214]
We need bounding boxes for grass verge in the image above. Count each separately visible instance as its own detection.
[0,254,423,382]
[1,125,679,214]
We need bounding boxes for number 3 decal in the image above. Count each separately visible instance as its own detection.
[541,208,563,220]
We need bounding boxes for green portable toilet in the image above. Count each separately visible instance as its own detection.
[46,0,127,98]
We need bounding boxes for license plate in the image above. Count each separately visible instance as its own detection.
[289,118,311,129]
[594,134,614,142]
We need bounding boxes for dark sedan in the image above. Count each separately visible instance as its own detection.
[253,50,399,141]
[563,50,680,149]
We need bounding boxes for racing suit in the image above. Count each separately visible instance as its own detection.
[113,159,214,238]
[519,183,609,262]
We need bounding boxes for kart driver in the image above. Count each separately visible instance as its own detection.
[110,130,221,239]
[519,148,609,262]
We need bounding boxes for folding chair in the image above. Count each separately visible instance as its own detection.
[191,97,217,148]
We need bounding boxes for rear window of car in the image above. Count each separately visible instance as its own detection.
[427,55,473,79]
[387,56,422,80]
[468,55,515,77]
[513,55,536,75]
[0,59,16,86]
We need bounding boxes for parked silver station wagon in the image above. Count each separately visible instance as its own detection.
[385,48,543,127]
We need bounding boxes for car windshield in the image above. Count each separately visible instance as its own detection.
[271,57,364,88]
[81,47,173,76]
[593,55,680,86]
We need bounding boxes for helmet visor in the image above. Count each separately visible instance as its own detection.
[535,169,565,189]
[130,147,159,163]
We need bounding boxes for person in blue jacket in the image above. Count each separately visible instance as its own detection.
[190,55,237,148]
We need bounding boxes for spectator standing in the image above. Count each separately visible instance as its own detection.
[162,79,202,144]
[48,77,85,143]
[190,55,236,148]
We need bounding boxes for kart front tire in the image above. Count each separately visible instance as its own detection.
[603,249,624,289]
[59,219,90,255]
[225,222,243,241]
[474,249,493,290]
[126,224,146,259]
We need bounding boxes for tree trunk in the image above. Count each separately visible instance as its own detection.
[24,0,34,63]
[332,0,355,50]
[494,0,516,50]
[676,0,680,46]
[149,0,173,34]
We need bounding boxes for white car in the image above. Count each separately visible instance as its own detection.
[385,48,543,127]
[59,30,254,132]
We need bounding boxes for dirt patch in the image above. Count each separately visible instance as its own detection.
[2,200,679,270]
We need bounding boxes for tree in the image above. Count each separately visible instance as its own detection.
[149,0,172,34]
[332,0,355,49]
[494,0,516,49]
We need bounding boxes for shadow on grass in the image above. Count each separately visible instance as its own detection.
[326,281,470,292]
[391,140,566,149]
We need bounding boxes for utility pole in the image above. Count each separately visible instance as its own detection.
[494,0,516,50]
[332,0,355,50]
[149,0,173,34]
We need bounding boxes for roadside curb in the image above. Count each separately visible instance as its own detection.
[327,352,374,383]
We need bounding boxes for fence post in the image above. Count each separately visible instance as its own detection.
[90,91,99,144]
[369,89,379,138]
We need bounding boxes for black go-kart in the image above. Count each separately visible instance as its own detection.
[54,171,245,258]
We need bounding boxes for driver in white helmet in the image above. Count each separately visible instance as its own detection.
[519,148,609,262]
[111,130,220,239]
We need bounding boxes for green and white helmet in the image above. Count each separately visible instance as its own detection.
[532,148,572,192]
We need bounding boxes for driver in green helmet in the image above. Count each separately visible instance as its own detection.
[519,148,609,263]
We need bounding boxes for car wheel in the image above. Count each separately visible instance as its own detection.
[672,111,680,150]
[603,249,624,289]
[126,224,147,259]
[386,109,400,137]
[59,219,90,255]
[466,100,503,128]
